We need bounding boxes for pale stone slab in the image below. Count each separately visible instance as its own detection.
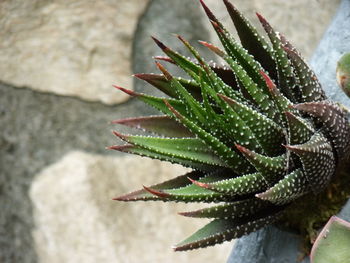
[0,0,149,105]
[30,151,232,263]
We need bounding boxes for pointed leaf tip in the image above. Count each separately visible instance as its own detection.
[151,36,168,51]
[210,20,224,33]
[199,41,225,57]
[112,130,128,140]
[143,185,170,198]
[235,143,250,155]
[188,177,210,189]
[259,71,276,92]
[107,144,133,152]
[155,61,172,80]
[153,56,174,64]
[255,12,267,25]
[198,0,217,22]
[113,85,137,96]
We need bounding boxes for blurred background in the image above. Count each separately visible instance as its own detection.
[0,0,341,262]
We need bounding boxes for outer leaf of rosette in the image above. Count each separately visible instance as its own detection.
[114,86,190,120]
[179,198,271,219]
[142,169,240,203]
[112,115,193,138]
[113,170,204,201]
[134,73,202,100]
[189,172,267,198]
[113,133,227,168]
[173,206,284,251]
[108,144,217,171]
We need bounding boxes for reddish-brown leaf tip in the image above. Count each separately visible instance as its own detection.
[199,41,225,57]
[106,144,133,152]
[151,36,168,51]
[112,130,128,140]
[143,185,170,198]
[210,20,224,33]
[113,85,138,97]
[163,99,182,119]
[153,56,174,64]
[255,12,267,24]
[198,0,217,22]
[188,177,210,189]
[234,143,247,153]
[155,61,172,80]
[259,71,276,93]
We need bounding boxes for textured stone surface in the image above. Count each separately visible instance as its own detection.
[0,0,149,105]
[30,151,232,263]
[227,1,350,262]
[205,0,340,59]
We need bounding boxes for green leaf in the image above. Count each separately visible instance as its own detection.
[108,144,217,171]
[235,144,287,186]
[113,133,227,167]
[256,169,309,205]
[191,172,267,197]
[144,169,238,203]
[164,100,254,174]
[285,132,336,193]
[113,170,205,201]
[112,115,193,138]
[219,94,285,156]
[223,0,276,79]
[179,198,270,219]
[134,73,201,100]
[284,48,326,102]
[285,111,314,145]
[198,1,269,93]
[202,43,278,123]
[174,207,284,251]
[311,216,350,263]
[256,13,296,101]
[294,101,350,159]
[114,85,189,117]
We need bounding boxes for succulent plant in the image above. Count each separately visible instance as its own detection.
[110,0,350,251]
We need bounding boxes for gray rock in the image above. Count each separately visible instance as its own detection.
[227,0,350,262]
[0,0,149,105]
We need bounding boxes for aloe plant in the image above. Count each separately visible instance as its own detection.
[310,216,350,263]
[110,0,350,252]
